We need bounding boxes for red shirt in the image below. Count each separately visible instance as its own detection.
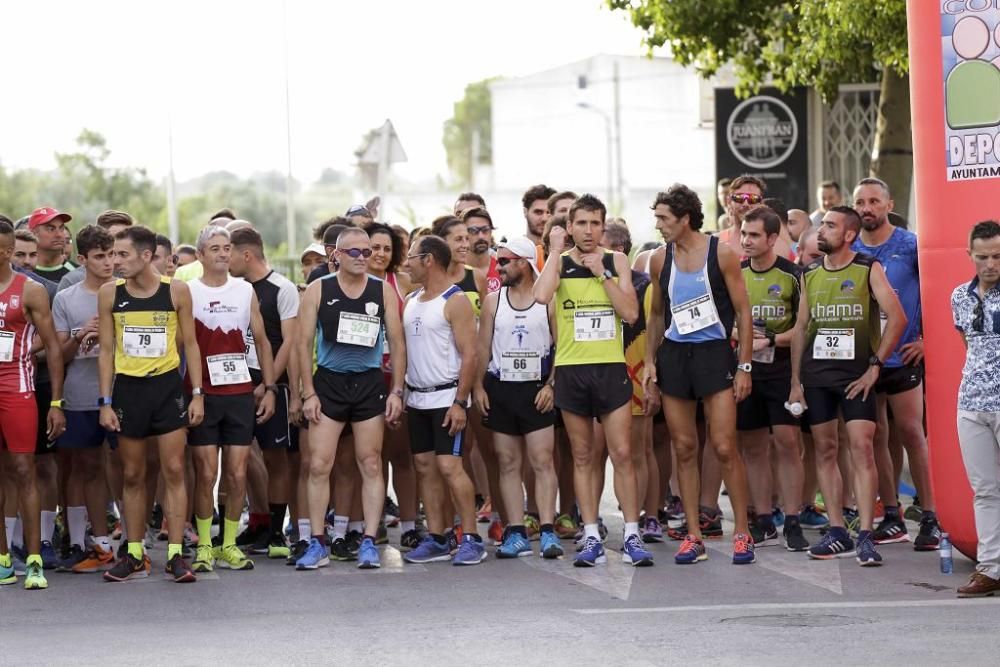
[0,273,36,394]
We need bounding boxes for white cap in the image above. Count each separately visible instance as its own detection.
[300,243,326,261]
[497,236,540,275]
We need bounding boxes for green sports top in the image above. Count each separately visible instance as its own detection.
[801,252,881,387]
[741,255,800,380]
[554,250,625,367]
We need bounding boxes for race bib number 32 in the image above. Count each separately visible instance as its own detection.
[813,328,855,360]
[122,325,167,358]
[574,309,616,342]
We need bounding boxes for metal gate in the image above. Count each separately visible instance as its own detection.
[821,84,881,191]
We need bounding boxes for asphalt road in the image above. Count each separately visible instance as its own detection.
[2,486,998,666]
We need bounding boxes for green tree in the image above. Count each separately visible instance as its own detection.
[608,0,912,215]
[442,78,497,188]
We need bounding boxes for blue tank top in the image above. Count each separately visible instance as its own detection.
[852,227,920,368]
[663,236,730,343]
[315,274,385,373]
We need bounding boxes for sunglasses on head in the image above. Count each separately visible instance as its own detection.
[730,193,763,205]
[337,248,373,259]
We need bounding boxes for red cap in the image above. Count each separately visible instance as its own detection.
[28,207,72,230]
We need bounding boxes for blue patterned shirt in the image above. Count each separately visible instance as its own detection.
[952,277,1000,412]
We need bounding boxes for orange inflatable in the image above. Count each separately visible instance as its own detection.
[908,1,1000,558]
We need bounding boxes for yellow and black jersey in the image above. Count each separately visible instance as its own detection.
[112,276,180,377]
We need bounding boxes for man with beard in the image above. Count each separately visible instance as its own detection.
[851,178,940,550]
[462,207,501,295]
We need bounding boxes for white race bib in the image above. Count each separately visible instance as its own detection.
[244,327,260,370]
[671,294,721,335]
[207,353,251,386]
[500,351,541,382]
[337,312,380,347]
[123,325,167,358]
[813,328,855,360]
[574,309,616,342]
[0,330,13,363]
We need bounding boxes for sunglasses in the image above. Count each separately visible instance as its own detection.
[467,225,493,235]
[406,252,429,261]
[346,205,370,217]
[337,248,373,259]
[496,257,522,267]
[730,193,763,205]
[972,300,984,333]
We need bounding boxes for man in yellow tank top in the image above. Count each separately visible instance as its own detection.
[97,226,204,583]
[534,194,653,568]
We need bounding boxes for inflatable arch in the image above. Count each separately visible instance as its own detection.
[908,1,1000,558]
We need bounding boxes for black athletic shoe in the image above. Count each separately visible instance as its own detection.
[345,530,362,557]
[165,554,196,583]
[249,528,271,555]
[872,516,909,545]
[913,516,942,551]
[329,537,356,562]
[750,516,779,547]
[103,552,150,582]
[400,529,423,552]
[236,524,267,549]
[782,518,810,552]
[286,539,309,566]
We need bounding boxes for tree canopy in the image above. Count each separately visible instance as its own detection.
[442,78,496,188]
[607,0,908,102]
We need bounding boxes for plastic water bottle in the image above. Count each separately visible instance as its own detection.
[784,401,804,417]
[940,532,953,574]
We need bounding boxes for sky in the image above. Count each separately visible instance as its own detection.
[2,0,653,184]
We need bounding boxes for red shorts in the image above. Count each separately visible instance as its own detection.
[0,391,39,454]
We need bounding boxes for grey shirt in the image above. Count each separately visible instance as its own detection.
[57,265,86,292]
[52,282,101,411]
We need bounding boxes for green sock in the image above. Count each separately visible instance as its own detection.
[196,516,213,547]
[224,518,240,548]
[128,542,143,560]
[26,554,43,567]
[167,543,182,560]
[0,553,11,568]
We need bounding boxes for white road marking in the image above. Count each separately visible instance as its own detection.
[573,598,1000,615]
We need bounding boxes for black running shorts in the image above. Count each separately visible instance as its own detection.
[554,363,631,418]
[313,367,386,424]
[803,384,877,425]
[874,364,923,396]
[188,393,256,446]
[112,371,188,440]
[408,406,465,456]
[655,339,736,400]
[737,376,798,431]
[481,373,556,436]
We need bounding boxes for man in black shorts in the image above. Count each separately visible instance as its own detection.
[788,206,905,566]
[736,207,809,551]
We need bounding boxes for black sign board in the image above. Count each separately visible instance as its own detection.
[715,87,809,210]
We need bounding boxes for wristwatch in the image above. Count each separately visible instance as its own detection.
[50,399,65,409]
[98,396,113,408]
[191,387,204,397]
[765,331,776,347]
[598,269,614,283]
[391,388,404,398]
[868,355,884,369]
[736,362,753,373]
[453,398,467,408]
[265,384,280,395]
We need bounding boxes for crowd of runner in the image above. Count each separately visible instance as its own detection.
[0,177,998,599]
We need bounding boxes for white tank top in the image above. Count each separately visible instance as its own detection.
[487,287,552,382]
[403,284,463,410]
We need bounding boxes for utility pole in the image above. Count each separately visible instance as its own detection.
[166,113,178,244]
[281,0,296,256]
[612,60,623,214]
